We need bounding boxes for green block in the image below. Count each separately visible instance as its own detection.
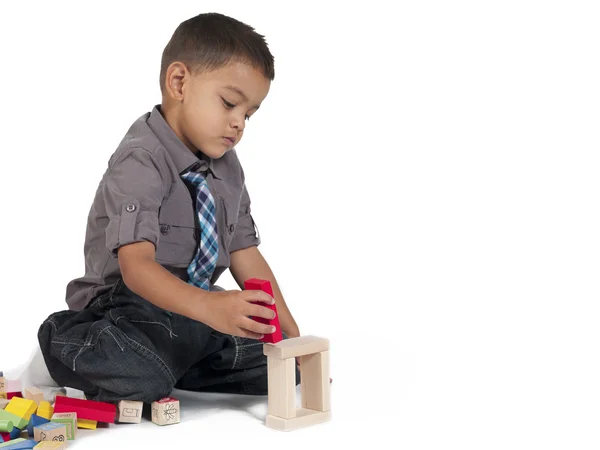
[0,419,13,432]
[0,410,28,430]
[0,438,25,448]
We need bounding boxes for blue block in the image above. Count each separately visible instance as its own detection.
[26,415,49,438]
[8,427,20,440]
[0,435,3,443]
[0,438,37,449]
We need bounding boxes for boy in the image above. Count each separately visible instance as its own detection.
[20,12,301,404]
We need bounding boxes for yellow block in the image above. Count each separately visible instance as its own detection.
[77,418,97,429]
[5,397,37,421]
[37,401,54,420]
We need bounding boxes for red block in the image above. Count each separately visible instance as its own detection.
[6,392,21,399]
[53,396,116,423]
[244,278,283,344]
[0,432,9,442]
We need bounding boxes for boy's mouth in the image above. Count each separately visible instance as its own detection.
[223,136,235,146]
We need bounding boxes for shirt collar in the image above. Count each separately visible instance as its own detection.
[146,104,222,179]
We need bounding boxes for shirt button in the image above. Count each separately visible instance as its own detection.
[126,204,136,213]
[229,224,235,234]
[160,225,170,235]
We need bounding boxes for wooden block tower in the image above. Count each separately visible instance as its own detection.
[263,336,331,431]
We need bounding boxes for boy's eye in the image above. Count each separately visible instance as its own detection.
[222,98,235,109]
[222,97,250,121]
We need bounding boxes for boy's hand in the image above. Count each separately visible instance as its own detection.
[191,289,278,339]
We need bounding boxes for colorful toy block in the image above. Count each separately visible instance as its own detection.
[26,415,49,438]
[33,422,66,444]
[34,404,52,422]
[0,438,37,449]
[0,410,27,431]
[49,414,75,441]
[244,278,283,343]
[8,426,21,440]
[53,396,115,423]
[0,400,9,410]
[4,394,21,401]
[151,397,180,426]
[4,382,20,394]
[117,400,143,424]
[76,418,96,430]
[5,398,37,422]
[0,422,12,433]
[22,389,43,406]
[264,335,331,431]
[33,442,65,449]
[0,433,7,442]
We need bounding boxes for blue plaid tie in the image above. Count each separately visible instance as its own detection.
[180,169,219,290]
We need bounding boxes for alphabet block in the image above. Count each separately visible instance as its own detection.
[151,397,180,426]
[33,422,66,444]
[50,413,76,440]
[117,400,143,424]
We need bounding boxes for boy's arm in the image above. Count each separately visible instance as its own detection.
[229,246,300,338]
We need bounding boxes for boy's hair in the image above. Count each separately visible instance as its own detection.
[159,12,275,95]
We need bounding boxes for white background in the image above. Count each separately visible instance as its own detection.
[0,0,599,448]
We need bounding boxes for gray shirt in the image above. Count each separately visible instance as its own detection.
[65,105,261,311]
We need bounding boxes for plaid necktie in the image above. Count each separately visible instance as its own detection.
[180,169,219,290]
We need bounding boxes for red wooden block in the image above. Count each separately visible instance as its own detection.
[53,396,116,423]
[0,432,9,442]
[244,278,283,344]
[6,392,22,400]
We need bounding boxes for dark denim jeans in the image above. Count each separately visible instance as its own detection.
[38,277,299,404]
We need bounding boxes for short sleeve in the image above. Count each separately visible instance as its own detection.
[102,147,164,257]
[229,182,261,253]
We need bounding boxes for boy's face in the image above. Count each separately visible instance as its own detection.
[164,60,271,159]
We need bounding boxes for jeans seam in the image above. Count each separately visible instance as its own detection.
[231,336,241,369]
[113,328,177,385]
[112,315,178,338]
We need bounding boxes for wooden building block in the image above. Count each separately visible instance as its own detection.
[5,394,21,401]
[33,441,66,449]
[27,415,49,438]
[263,335,329,360]
[0,378,5,395]
[50,413,76,440]
[0,421,13,433]
[0,409,28,430]
[0,438,38,449]
[244,278,283,343]
[4,382,20,395]
[33,422,66,444]
[76,418,96,430]
[53,396,115,423]
[267,357,296,419]
[35,404,52,422]
[117,400,143,424]
[0,400,8,410]
[22,389,43,405]
[266,408,331,432]
[151,397,180,426]
[5,398,37,422]
[300,350,331,412]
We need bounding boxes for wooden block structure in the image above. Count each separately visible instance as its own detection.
[117,400,143,424]
[50,413,76,440]
[244,278,283,344]
[151,397,180,426]
[33,422,67,444]
[263,335,331,431]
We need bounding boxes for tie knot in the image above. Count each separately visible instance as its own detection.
[181,171,206,186]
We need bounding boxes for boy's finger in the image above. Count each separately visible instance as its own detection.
[244,290,275,305]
